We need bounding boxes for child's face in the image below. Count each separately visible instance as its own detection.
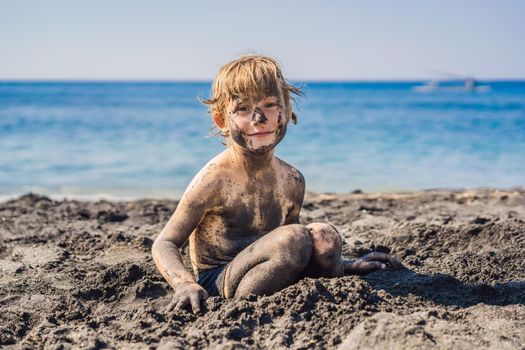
[224,95,289,154]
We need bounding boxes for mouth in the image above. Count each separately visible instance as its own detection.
[249,131,274,137]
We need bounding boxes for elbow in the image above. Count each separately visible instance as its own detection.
[151,235,163,259]
[151,235,180,258]
[151,238,169,267]
[151,240,157,261]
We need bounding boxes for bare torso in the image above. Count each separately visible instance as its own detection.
[188,149,304,273]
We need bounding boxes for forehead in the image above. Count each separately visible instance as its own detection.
[230,94,281,104]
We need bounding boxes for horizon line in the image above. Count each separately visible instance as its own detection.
[2,78,525,83]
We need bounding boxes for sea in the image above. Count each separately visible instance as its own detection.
[1,81,524,200]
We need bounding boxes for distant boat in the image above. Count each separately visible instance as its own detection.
[413,70,492,93]
[413,78,491,93]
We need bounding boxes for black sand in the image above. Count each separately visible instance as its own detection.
[1,189,524,349]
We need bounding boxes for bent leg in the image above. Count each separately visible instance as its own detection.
[222,224,312,298]
[301,223,344,278]
[303,223,405,276]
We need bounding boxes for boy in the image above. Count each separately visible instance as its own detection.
[152,55,403,314]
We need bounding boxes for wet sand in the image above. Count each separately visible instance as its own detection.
[1,189,524,349]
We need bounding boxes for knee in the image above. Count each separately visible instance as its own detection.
[276,224,313,269]
[306,223,342,256]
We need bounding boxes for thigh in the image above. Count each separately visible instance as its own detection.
[221,224,312,298]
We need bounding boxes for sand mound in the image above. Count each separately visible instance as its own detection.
[339,306,525,350]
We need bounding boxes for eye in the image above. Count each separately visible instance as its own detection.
[238,105,250,112]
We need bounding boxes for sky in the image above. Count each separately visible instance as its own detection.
[0,0,524,80]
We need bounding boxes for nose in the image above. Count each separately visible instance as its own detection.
[252,107,268,124]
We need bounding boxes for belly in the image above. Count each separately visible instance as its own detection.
[189,199,289,272]
[190,227,262,272]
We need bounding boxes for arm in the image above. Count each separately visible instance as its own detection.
[152,169,219,313]
[152,197,205,289]
[284,169,305,225]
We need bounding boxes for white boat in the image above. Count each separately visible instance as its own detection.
[413,72,492,93]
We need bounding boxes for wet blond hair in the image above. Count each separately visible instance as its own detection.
[202,55,303,137]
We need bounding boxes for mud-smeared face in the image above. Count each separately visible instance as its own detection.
[226,95,289,154]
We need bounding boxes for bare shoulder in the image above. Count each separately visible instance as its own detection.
[276,157,305,223]
[156,152,230,244]
[275,157,305,208]
[275,157,305,189]
[182,152,229,207]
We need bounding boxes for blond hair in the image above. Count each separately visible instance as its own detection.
[202,55,303,136]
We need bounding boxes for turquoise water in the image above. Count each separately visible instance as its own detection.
[1,81,524,199]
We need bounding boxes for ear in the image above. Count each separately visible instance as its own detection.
[288,105,297,125]
[213,112,226,129]
[291,112,297,125]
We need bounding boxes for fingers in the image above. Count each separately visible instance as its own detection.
[352,260,385,275]
[363,252,388,262]
[389,257,405,269]
[167,294,189,313]
[382,255,404,269]
[174,298,187,312]
[363,252,405,269]
[190,293,201,314]
[168,289,208,315]
[166,298,177,312]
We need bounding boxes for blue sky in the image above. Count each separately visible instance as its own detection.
[1,0,524,80]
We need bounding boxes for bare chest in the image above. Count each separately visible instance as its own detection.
[217,179,294,234]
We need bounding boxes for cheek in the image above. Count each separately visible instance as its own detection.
[228,118,249,148]
[230,116,251,131]
[275,111,287,138]
[276,123,287,141]
[276,109,289,126]
[261,112,281,133]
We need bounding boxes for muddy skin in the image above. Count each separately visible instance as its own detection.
[221,224,314,298]
[228,103,283,157]
[228,111,282,159]
[243,167,283,231]
[236,109,287,159]
[274,111,287,145]
[301,223,344,278]
[252,107,268,124]
[228,119,248,149]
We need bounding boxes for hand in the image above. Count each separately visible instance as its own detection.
[166,282,209,314]
[344,252,404,275]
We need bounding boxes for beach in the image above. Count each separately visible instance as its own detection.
[1,188,524,349]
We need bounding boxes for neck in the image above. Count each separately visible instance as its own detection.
[228,143,275,173]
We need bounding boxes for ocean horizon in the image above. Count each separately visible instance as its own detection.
[1,80,524,200]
